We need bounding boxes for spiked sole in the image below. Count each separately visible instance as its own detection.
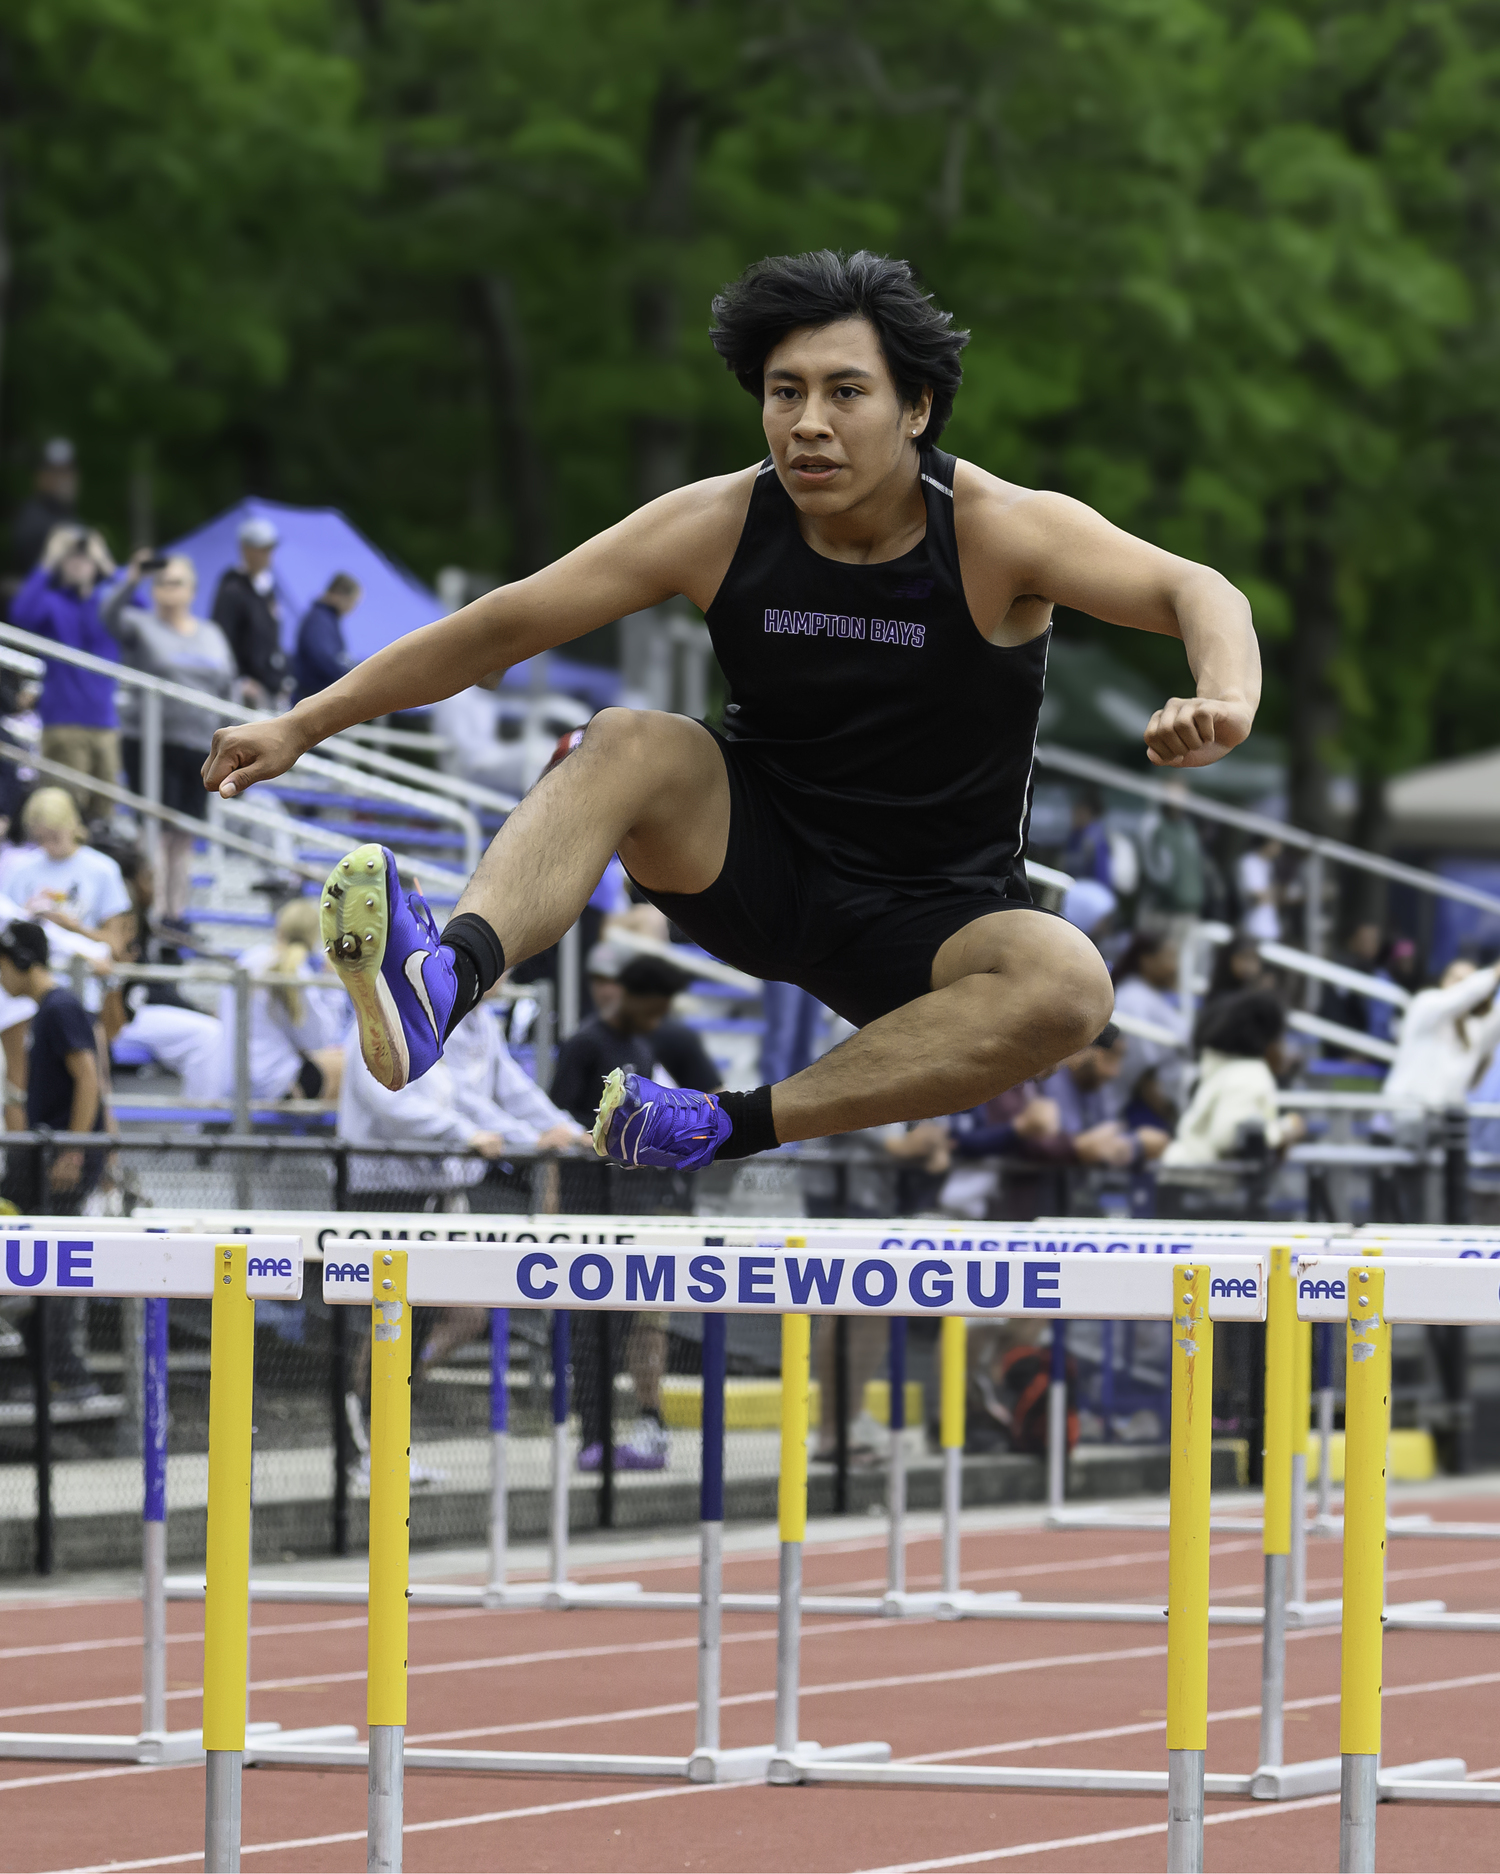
[592,1067,628,1159]
[320,842,411,1092]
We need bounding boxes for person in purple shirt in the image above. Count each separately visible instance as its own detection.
[11,525,120,825]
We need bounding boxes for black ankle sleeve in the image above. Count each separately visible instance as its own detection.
[714,1084,778,1160]
[440,913,506,1036]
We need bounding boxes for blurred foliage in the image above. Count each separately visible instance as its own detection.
[4,0,1499,828]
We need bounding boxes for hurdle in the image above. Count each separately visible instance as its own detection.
[0,1232,361,1874]
[243,1236,893,1831]
[1293,1255,1500,1870]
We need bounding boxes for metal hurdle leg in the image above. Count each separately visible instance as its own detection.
[203,1244,254,1874]
[1258,1247,1293,1773]
[1339,1266,1387,1874]
[1166,1263,1212,1874]
[367,1250,411,1874]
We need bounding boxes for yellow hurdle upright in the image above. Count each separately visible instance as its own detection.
[1339,1266,1389,1874]
[774,1309,811,1760]
[203,1243,254,1874]
[367,1250,412,1874]
[1166,1262,1213,1874]
[939,1314,966,1593]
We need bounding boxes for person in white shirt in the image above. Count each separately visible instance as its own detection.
[1236,837,1282,942]
[1381,957,1500,1111]
[6,788,134,958]
[217,898,349,1103]
[444,992,584,1149]
[338,1039,510,1195]
[1108,932,1189,1121]
[1164,989,1305,1165]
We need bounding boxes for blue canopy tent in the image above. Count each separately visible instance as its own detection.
[163,498,618,706]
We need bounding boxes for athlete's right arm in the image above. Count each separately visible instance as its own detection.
[201,470,756,797]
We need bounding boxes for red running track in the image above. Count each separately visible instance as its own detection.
[4,1500,1500,1873]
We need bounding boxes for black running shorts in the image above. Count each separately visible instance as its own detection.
[632,730,1041,1029]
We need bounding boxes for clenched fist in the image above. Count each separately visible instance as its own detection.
[201,717,311,798]
[1144,697,1252,769]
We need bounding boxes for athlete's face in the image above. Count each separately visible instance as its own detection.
[761,317,932,511]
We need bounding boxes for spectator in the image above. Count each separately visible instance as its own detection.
[1063,790,1112,887]
[9,439,80,584]
[338,1036,508,1199]
[812,1315,888,1466]
[212,516,289,707]
[444,988,585,1150]
[1163,988,1305,1164]
[97,844,222,1107]
[6,789,134,961]
[1138,783,1205,940]
[12,527,120,824]
[217,898,347,1104]
[1381,957,1500,1111]
[1200,933,1270,1018]
[103,552,235,921]
[0,919,105,1209]
[1236,836,1283,941]
[1109,932,1188,1123]
[293,573,362,704]
[574,1313,673,1472]
[550,954,722,1127]
[1061,878,1117,948]
[1035,1031,1172,1168]
[1367,934,1421,1044]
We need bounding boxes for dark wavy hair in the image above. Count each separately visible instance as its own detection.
[709,250,969,449]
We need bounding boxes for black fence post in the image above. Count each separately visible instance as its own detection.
[1443,1104,1471,1227]
[600,1314,615,1531]
[331,1306,351,1556]
[33,1298,54,1576]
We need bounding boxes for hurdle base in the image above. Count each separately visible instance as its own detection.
[164,1574,644,1610]
[790,1759,1257,1797]
[765,1739,895,1785]
[1378,1761,1500,1803]
[0,1720,358,1766]
[1284,1597,1447,1630]
[685,1744,779,1784]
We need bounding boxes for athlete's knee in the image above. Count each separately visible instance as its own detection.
[581,706,659,761]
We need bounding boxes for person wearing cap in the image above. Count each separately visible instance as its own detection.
[10,439,81,581]
[550,953,722,1129]
[0,920,106,1209]
[11,525,121,824]
[212,517,289,707]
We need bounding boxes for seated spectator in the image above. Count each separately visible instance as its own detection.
[1061,878,1117,950]
[1200,932,1270,1019]
[1381,956,1500,1111]
[550,954,722,1128]
[1035,1030,1172,1168]
[217,898,347,1104]
[0,919,106,1210]
[103,551,235,921]
[212,516,288,708]
[338,1034,508,1199]
[1064,790,1112,887]
[1163,989,1306,1165]
[444,986,585,1149]
[97,844,222,1106]
[6,789,134,962]
[12,527,120,824]
[1109,932,1188,1124]
[293,573,361,704]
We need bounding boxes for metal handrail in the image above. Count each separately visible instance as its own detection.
[0,622,496,863]
[1035,742,1500,919]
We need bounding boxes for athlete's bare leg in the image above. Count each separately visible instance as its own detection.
[446,709,1111,1141]
[449,707,729,959]
[769,912,1114,1144]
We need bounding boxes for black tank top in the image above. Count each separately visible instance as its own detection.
[705,448,1049,894]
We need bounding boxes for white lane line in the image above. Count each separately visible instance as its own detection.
[0,1762,194,1794]
[0,1603,494,1665]
[42,1779,727,1873]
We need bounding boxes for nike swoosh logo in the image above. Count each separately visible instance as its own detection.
[403,950,441,1044]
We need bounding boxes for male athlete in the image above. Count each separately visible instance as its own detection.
[203,250,1259,1171]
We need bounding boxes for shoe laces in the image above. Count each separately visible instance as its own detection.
[405,889,441,950]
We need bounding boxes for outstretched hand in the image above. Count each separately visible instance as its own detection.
[1144,696,1252,768]
[202,717,309,799]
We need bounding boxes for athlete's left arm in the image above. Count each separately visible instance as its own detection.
[956,473,1260,769]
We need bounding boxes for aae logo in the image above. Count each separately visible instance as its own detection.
[1298,1277,1346,1301]
[1209,1276,1258,1299]
[247,1256,293,1279]
[325,1260,370,1282]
